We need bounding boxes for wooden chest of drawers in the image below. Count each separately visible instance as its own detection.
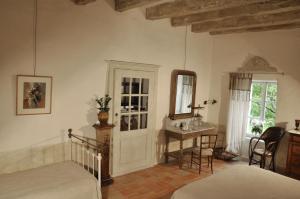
[286,130,300,179]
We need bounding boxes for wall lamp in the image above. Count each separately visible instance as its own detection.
[204,99,217,105]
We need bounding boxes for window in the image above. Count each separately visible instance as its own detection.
[247,80,278,136]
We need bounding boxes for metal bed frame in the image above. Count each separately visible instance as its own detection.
[68,129,102,187]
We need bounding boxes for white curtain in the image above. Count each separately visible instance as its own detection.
[226,73,253,154]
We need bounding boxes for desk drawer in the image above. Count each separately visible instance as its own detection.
[291,155,300,165]
[292,145,300,155]
[291,134,300,142]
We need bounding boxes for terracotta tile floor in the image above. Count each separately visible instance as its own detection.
[102,158,235,199]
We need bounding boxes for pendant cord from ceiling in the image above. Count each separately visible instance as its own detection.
[183,25,188,70]
[33,0,38,76]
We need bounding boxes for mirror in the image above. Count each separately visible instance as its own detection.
[169,70,197,120]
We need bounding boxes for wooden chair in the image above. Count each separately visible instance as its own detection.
[248,127,285,171]
[190,134,218,174]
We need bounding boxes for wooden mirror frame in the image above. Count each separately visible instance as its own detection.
[169,70,197,120]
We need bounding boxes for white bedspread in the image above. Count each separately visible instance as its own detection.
[0,161,101,199]
[172,165,300,199]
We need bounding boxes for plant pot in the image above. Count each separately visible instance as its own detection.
[98,112,109,126]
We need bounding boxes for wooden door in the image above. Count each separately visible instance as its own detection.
[112,69,155,176]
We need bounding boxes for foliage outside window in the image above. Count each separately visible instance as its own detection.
[247,81,278,136]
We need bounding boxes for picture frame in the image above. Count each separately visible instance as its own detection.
[16,75,52,115]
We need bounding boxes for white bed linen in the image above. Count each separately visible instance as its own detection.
[172,165,300,199]
[0,161,101,199]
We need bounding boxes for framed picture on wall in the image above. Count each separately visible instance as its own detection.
[16,75,52,115]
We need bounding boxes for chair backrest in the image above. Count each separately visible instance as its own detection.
[200,134,218,150]
[260,127,285,151]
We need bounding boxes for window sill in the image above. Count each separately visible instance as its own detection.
[245,134,260,139]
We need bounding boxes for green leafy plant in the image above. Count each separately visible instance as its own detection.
[252,123,263,135]
[96,94,112,112]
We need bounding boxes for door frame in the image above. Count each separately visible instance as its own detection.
[107,60,160,177]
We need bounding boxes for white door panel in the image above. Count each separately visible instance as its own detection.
[120,134,147,165]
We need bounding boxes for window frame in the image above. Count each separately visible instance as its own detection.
[247,80,278,137]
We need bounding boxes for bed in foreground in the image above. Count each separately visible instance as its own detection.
[0,161,101,199]
[172,165,300,199]
[0,131,102,199]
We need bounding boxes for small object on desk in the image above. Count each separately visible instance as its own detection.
[182,122,189,131]
[295,119,300,130]
[179,122,184,129]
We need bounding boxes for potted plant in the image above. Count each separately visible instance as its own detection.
[96,94,112,125]
[252,123,263,135]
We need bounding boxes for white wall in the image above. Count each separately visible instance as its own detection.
[207,29,300,169]
[0,0,213,163]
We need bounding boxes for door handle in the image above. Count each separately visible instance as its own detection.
[115,113,118,117]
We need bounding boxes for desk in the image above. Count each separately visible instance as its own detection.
[165,126,216,169]
[286,129,300,179]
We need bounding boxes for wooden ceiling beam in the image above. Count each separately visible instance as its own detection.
[146,0,269,20]
[209,22,300,35]
[191,9,300,33]
[172,0,300,27]
[72,0,96,5]
[115,0,162,12]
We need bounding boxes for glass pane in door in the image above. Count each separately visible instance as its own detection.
[131,96,139,112]
[131,78,140,94]
[120,115,129,131]
[121,96,129,113]
[140,96,148,112]
[141,79,149,94]
[140,114,147,129]
[130,114,139,130]
[122,77,130,94]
